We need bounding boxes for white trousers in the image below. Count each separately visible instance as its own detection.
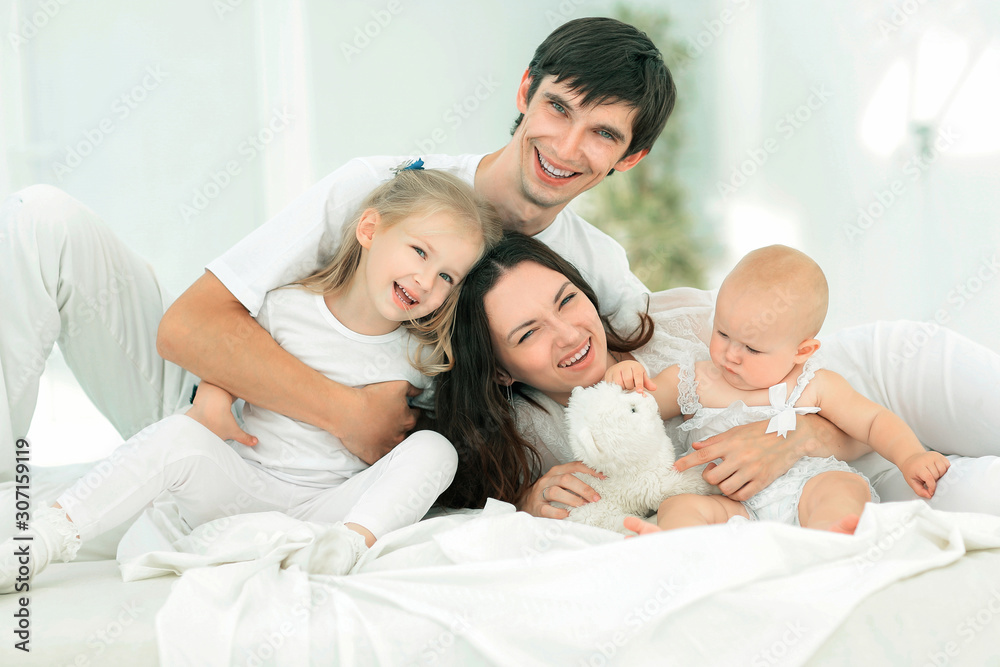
[3,186,999,514]
[0,185,197,481]
[56,415,458,541]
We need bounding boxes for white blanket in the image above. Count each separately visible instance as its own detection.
[128,500,1000,666]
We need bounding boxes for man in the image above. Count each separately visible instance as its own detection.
[0,17,673,478]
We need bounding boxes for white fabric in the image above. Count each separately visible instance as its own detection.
[56,415,457,543]
[239,286,430,487]
[206,153,648,321]
[150,500,1000,666]
[675,355,823,443]
[0,185,197,482]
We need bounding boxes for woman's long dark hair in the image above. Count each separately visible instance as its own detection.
[434,232,654,509]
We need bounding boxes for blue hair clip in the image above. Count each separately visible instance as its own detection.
[391,158,424,176]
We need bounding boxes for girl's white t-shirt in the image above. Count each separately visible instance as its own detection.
[234,285,430,488]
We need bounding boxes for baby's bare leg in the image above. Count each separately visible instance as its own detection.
[657,493,749,531]
[798,471,871,534]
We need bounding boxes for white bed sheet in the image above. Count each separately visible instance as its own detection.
[3,468,1000,666]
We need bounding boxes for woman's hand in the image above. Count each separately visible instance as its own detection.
[674,414,863,501]
[519,462,606,519]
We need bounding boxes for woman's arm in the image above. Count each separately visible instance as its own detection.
[157,270,420,464]
[674,414,872,501]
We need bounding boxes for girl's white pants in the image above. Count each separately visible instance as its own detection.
[56,415,457,541]
[2,185,999,515]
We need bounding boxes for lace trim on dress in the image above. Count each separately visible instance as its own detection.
[788,356,821,407]
[676,358,703,416]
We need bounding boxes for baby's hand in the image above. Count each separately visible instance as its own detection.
[899,451,951,498]
[605,361,656,395]
[186,382,258,447]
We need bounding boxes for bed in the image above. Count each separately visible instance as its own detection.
[3,464,1000,666]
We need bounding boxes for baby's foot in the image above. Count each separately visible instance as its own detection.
[815,514,861,535]
[623,517,662,537]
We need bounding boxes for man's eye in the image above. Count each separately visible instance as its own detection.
[598,130,614,140]
[551,102,566,114]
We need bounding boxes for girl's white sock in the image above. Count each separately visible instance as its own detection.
[1,506,81,594]
[281,522,369,576]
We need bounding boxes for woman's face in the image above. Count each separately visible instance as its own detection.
[484,261,610,405]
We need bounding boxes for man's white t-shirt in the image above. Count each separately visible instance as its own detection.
[207,154,650,321]
[235,286,431,487]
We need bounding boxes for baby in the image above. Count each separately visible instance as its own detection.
[606,245,950,534]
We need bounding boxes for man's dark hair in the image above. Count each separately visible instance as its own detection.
[511,16,676,158]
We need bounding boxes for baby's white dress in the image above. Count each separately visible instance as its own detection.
[675,355,879,525]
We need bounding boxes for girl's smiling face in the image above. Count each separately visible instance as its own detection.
[484,260,611,405]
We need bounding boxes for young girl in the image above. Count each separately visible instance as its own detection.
[2,167,502,592]
[606,245,950,534]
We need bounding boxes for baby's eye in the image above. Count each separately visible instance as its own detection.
[439,273,453,284]
[413,246,426,258]
[717,331,729,339]
[746,346,762,355]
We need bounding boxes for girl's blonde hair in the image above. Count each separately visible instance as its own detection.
[297,168,503,375]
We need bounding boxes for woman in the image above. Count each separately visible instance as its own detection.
[435,232,1000,519]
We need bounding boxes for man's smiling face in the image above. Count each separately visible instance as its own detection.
[511,73,648,212]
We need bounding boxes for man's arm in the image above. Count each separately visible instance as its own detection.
[156,270,417,463]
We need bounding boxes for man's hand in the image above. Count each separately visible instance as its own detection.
[186,382,258,447]
[341,380,421,465]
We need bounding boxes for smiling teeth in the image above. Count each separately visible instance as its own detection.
[397,284,416,305]
[559,340,591,367]
[538,152,575,178]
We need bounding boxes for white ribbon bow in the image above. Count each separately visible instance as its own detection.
[764,383,820,438]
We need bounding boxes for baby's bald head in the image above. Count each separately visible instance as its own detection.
[720,245,829,342]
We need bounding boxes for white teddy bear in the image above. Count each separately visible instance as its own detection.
[563,382,715,535]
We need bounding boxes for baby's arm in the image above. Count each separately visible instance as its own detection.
[812,370,950,498]
[604,361,683,420]
[186,382,258,447]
